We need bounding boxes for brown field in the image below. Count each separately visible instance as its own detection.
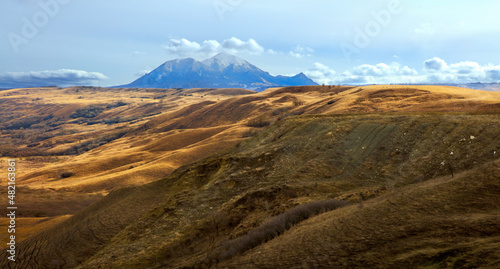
[0,84,499,268]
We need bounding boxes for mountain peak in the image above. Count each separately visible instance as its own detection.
[202,52,249,70]
[120,53,318,91]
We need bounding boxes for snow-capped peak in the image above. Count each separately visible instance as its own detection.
[120,52,318,90]
[202,52,250,70]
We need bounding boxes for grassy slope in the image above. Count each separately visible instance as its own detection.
[0,85,499,268]
[1,112,498,268]
[78,113,500,269]
[224,159,500,269]
[4,85,499,193]
[0,86,256,192]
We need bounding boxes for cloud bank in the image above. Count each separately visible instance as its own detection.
[163,37,319,62]
[0,69,108,88]
[306,58,500,85]
[163,37,264,58]
[423,57,500,83]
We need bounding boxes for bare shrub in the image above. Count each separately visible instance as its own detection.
[293,99,305,106]
[246,117,271,128]
[106,100,128,109]
[62,129,129,155]
[241,129,260,138]
[5,116,43,130]
[71,105,104,119]
[59,171,74,179]
[272,107,290,116]
[218,199,348,260]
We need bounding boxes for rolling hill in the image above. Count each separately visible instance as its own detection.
[0,85,499,268]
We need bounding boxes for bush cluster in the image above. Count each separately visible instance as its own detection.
[246,116,271,128]
[241,129,260,138]
[59,171,74,179]
[5,116,43,130]
[64,130,129,155]
[219,199,348,260]
[71,105,104,119]
[106,101,128,109]
[293,99,305,106]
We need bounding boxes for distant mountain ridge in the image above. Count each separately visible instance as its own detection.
[119,52,318,91]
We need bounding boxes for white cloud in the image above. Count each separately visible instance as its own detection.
[305,63,336,85]
[486,67,500,80]
[424,57,448,71]
[162,38,220,57]
[332,62,419,84]
[162,37,264,58]
[351,64,388,76]
[422,57,500,83]
[135,70,151,77]
[305,62,420,85]
[289,45,314,58]
[222,37,264,54]
[0,69,108,88]
[266,49,278,55]
[449,61,481,74]
[327,59,500,85]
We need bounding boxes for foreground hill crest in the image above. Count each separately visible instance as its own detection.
[119,52,318,90]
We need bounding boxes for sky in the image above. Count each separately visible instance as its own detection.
[1,0,500,88]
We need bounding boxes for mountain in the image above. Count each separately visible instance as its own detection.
[120,52,318,91]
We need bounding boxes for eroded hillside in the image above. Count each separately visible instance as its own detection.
[2,112,499,268]
[0,85,499,268]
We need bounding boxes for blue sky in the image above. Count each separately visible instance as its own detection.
[1,0,500,87]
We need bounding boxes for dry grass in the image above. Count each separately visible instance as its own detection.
[224,160,500,268]
[1,85,500,268]
[0,187,103,217]
[246,116,271,127]
[0,215,71,244]
[8,111,496,269]
[3,84,500,193]
[218,199,348,261]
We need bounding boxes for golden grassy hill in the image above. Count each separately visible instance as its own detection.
[3,85,499,194]
[0,86,256,217]
[0,83,498,268]
[0,85,499,268]
[223,159,500,268]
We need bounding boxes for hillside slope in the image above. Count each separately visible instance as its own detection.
[223,159,500,268]
[6,85,500,193]
[2,110,499,268]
